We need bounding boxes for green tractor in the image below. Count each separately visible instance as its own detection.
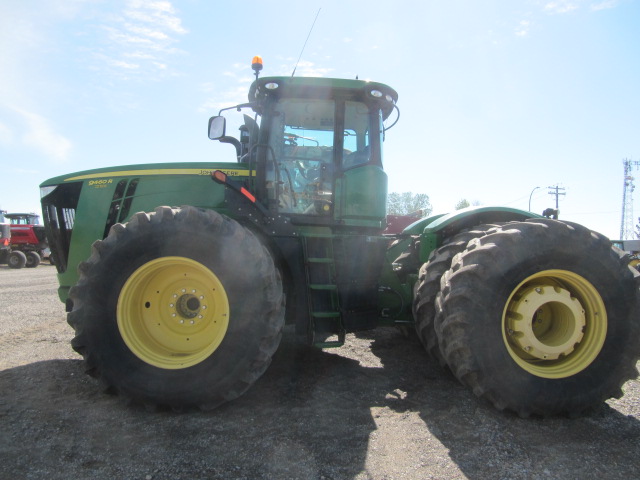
[40,58,640,416]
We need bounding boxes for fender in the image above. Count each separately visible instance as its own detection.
[402,206,542,263]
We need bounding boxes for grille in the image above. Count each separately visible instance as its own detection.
[41,182,82,273]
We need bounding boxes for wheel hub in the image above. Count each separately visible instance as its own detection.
[502,269,607,379]
[173,291,203,321]
[506,285,586,360]
[117,256,230,369]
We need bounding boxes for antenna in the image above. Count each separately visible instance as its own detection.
[291,8,321,77]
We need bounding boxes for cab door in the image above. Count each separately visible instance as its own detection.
[334,102,388,228]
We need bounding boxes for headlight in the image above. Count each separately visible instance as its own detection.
[40,185,58,198]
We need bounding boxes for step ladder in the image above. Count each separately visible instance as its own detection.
[302,234,345,348]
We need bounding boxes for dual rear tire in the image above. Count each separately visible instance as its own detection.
[414,219,640,416]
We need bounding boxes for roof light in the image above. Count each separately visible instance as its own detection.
[370,89,383,98]
[252,56,263,81]
[251,56,263,73]
[265,82,279,90]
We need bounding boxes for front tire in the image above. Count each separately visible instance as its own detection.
[8,251,27,269]
[435,219,640,417]
[69,206,285,410]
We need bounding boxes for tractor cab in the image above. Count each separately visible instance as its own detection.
[210,67,398,230]
[5,213,42,225]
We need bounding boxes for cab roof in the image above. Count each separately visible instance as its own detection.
[250,76,398,119]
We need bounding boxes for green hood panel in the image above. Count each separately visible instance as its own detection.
[402,206,541,235]
[40,162,249,187]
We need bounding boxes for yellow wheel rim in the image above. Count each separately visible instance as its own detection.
[117,256,230,369]
[502,269,607,379]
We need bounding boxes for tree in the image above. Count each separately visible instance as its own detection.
[387,192,432,216]
[455,199,470,210]
[455,198,481,210]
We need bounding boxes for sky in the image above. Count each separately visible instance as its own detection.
[1,0,639,240]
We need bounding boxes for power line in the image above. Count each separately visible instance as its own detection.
[564,211,619,215]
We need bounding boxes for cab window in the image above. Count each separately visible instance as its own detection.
[267,99,335,215]
[266,98,380,215]
[342,101,373,168]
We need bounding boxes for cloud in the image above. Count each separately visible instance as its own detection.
[291,61,334,77]
[199,85,249,114]
[124,0,187,34]
[93,0,188,80]
[542,0,618,13]
[513,0,618,38]
[199,63,248,113]
[110,59,141,70]
[590,0,618,11]
[515,20,532,37]
[0,4,79,165]
[198,58,334,117]
[9,107,72,162]
[543,1,582,13]
[0,121,14,145]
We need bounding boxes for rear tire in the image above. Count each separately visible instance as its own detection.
[413,224,500,365]
[25,251,40,268]
[435,219,640,417]
[69,206,285,410]
[8,251,27,269]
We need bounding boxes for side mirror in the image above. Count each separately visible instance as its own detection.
[208,116,226,140]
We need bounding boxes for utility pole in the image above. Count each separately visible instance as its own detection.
[541,185,564,219]
[547,184,565,215]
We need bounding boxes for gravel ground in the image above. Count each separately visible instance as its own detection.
[1,265,639,480]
